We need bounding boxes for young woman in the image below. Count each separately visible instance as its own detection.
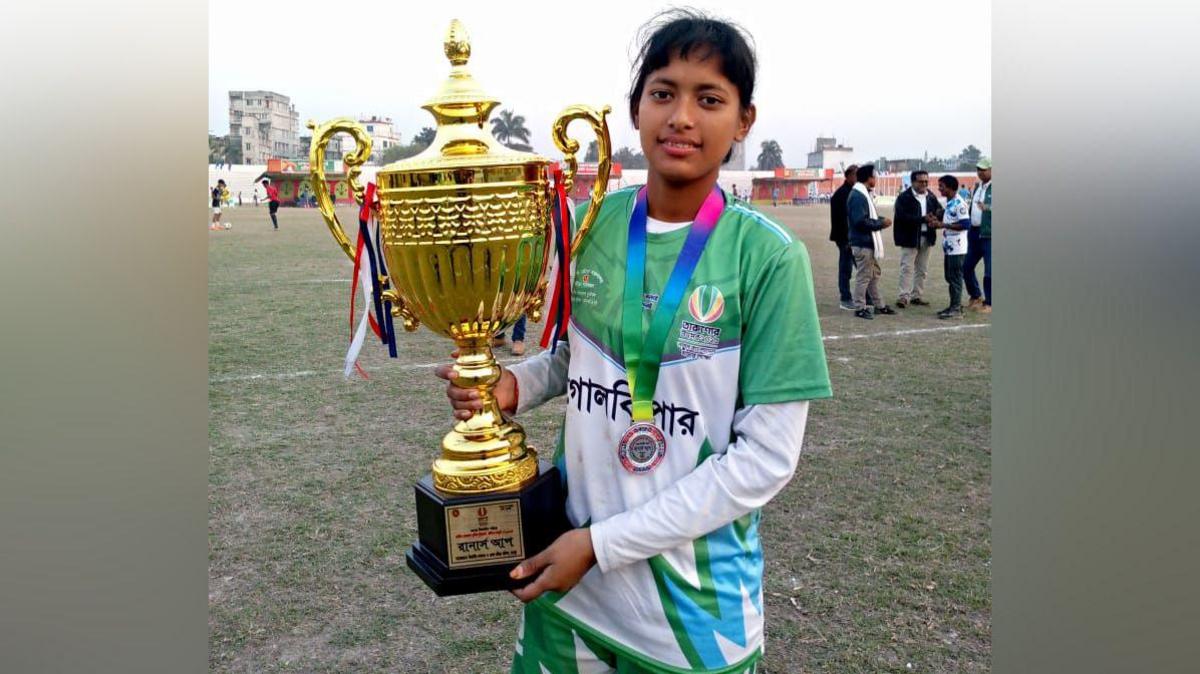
[437,10,831,673]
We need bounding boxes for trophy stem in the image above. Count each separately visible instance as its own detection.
[433,341,538,494]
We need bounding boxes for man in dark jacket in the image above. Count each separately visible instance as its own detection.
[893,170,942,307]
[846,164,895,319]
[829,165,858,310]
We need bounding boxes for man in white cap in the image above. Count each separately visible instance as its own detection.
[964,158,992,313]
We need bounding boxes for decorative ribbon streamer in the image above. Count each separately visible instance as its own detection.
[357,183,389,345]
[343,182,401,379]
[539,167,574,352]
[621,186,725,421]
[344,227,373,379]
[372,191,398,358]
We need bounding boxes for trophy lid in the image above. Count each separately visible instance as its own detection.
[381,20,548,173]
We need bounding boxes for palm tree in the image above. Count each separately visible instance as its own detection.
[755,140,784,170]
[490,109,532,149]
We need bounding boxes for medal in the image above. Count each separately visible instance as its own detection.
[617,421,667,473]
[617,185,725,474]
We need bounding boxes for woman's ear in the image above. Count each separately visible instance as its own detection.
[735,104,757,142]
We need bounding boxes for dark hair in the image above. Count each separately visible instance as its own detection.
[855,164,875,182]
[844,164,858,178]
[910,170,928,181]
[628,9,757,163]
[939,174,959,190]
[217,179,226,185]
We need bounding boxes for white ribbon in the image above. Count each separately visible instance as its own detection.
[343,247,374,379]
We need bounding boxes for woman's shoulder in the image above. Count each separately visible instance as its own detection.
[722,200,796,251]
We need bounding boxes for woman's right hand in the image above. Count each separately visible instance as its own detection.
[434,353,519,420]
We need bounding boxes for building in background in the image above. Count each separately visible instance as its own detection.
[359,115,402,162]
[229,90,301,163]
[298,134,344,162]
[882,158,927,174]
[806,136,854,172]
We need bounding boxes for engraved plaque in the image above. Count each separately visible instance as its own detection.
[444,499,524,569]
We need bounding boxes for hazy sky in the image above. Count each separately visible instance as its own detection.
[209,0,991,166]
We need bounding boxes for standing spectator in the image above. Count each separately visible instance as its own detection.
[253,187,260,207]
[931,175,971,319]
[731,184,739,201]
[846,164,895,319]
[493,316,527,356]
[829,164,858,310]
[893,170,940,307]
[964,158,992,313]
[237,191,243,207]
[262,179,280,230]
[771,185,780,207]
[210,179,225,228]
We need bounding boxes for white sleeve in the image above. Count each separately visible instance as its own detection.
[507,342,571,414]
[589,400,809,573]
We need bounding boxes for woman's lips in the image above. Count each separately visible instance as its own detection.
[660,138,700,158]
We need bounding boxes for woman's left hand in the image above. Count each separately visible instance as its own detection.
[510,528,596,603]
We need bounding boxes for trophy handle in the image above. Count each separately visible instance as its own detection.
[306,117,373,262]
[551,104,612,258]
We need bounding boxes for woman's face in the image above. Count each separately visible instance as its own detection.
[635,52,755,185]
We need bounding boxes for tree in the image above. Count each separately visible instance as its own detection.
[584,140,598,163]
[209,134,228,163]
[412,127,437,150]
[381,143,420,163]
[613,146,647,169]
[956,144,982,171]
[755,140,784,170]
[490,109,532,150]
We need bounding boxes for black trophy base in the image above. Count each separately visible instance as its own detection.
[406,460,569,596]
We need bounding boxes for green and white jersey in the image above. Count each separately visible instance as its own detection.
[510,186,831,672]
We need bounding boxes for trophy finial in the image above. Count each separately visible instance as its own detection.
[445,19,471,66]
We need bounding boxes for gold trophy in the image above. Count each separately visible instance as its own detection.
[306,19,611,595]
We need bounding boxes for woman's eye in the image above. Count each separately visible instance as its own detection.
[701,96,723,106]
[650,90,671,101]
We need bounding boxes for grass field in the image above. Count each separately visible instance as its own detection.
[209,201,990,673]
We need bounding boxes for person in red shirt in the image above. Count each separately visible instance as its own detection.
[262,179,281,230]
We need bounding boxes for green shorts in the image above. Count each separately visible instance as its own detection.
[511,600,760,674]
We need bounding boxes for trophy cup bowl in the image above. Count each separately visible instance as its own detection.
[305,19,611,595]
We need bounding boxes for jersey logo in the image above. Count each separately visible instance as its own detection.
[574,268,604,306]
[577,268,604,288]
[687,285,725,324]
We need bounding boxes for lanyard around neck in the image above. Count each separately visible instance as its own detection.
[621,185,725,422]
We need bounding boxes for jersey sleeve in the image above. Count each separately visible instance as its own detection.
[738,240,832,404]
[508,341,571,414]
[590,400,809,572]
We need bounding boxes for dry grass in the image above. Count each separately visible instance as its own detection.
[209,202,990,673]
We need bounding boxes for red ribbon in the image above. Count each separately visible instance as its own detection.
[539,168,573,350]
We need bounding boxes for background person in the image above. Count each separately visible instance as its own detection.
[932,174,971,318]
[829,164,858,310]
[964,158,993,313]
[893,170,940,307]
[262,179,280,230]
[210,179,225,228]
[846,164,895,319]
